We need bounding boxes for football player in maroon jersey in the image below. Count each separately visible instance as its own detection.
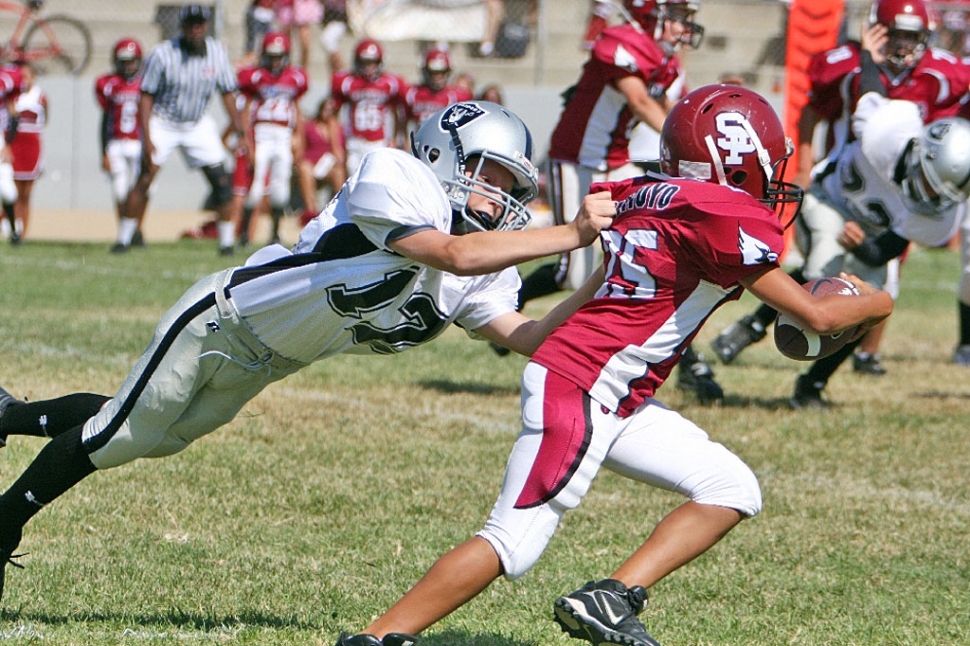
[711,0,970,374]
[334,86,892,646]
[96,38,145,251]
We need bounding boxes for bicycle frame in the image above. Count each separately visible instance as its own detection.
[0,0,59,64]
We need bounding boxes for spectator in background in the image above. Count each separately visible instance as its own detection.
[331,38,406,173]
[403,47,473,133]
[0,63,23,245]
[454,72,476,96]
[477,83,504,105]
[8,62,44,240]
[320,0,350,73]
[276,0,323,70]
[122,4,245,256]
[238,32,308,245]
[96,38,145,253]
[296,95,345,225]
[478,0,505,57]
[240,0,278,68]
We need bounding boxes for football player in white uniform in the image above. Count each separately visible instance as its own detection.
[773,26,970,407]
[0,101,615,602]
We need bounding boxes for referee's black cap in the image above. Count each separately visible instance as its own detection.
[179,3,211,24]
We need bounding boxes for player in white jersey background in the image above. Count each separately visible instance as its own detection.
[782,30,970,408]
[0,101,615,602]
[334,85,892,646]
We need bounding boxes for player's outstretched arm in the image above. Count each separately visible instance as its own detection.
[388,192,615,276]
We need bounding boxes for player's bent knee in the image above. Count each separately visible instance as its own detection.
[691,459,763,518]
[202,163,232,206]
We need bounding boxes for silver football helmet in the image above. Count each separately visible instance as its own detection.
[903,117,970,216]
[411,101,539,233]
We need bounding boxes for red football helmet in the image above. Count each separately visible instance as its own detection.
[354,39,384,79]
[623,0,704,49]
[261,31,290,71]
[869,0,931,71]
[112,37,142,80]
[422,47,451,90]
[660,84,803,221]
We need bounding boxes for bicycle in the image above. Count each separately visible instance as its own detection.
[0,0,92,75]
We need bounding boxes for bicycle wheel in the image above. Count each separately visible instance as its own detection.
[22,14,92,76]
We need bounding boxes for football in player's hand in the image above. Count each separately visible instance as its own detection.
[774,277,861,361]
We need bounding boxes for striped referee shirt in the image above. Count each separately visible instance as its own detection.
[140,36,238,124]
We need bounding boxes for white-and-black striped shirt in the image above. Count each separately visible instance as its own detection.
[140,37,237,124]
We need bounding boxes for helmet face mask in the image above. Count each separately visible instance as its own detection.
[410,101,539,233]
[261,32,290,73]
[902,117,970,216]
[660,84,803,225]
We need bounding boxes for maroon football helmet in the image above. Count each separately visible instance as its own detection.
[261,31,291,72]
[660,84,802,220]
[354,39,384,80]
[422,47,451,90]
[869,0,931,72]
[112,37,142,79]
[623,0,704,49]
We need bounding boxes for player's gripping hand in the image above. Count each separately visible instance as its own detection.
[838,221,866,250]
[838,271,894,341]
[572,191,616,247]
[861,23,889,66]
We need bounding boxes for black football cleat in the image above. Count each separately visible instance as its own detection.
[677,346,724,405]
[335,633,418,646]
[554,579,661,646]
[0,385,24,447]
[790,375,827,410]
[710,314,766,364]
[852,352,886,376]
[0,529,25,603]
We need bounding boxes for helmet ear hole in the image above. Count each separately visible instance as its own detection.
[729,169,748,187]
[427,148,440,163]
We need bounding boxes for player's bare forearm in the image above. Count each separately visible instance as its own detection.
[391,193,614,276]
[481,266,605,355]
[741,266,893,336]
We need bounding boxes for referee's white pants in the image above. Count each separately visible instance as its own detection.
[547,159,641,290]
[149,113,227,169]
[478,363,762,580]
[81,268,306,469]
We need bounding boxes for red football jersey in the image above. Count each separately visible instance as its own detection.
[532,177,785,417]
[548,24,681,171]
[331,70,407,143]
[808,43,970,126]
[403,84,474,129]
[94,73,142,141]
[238,65,309,128]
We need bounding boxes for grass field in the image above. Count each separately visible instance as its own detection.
[0,239,968,645]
